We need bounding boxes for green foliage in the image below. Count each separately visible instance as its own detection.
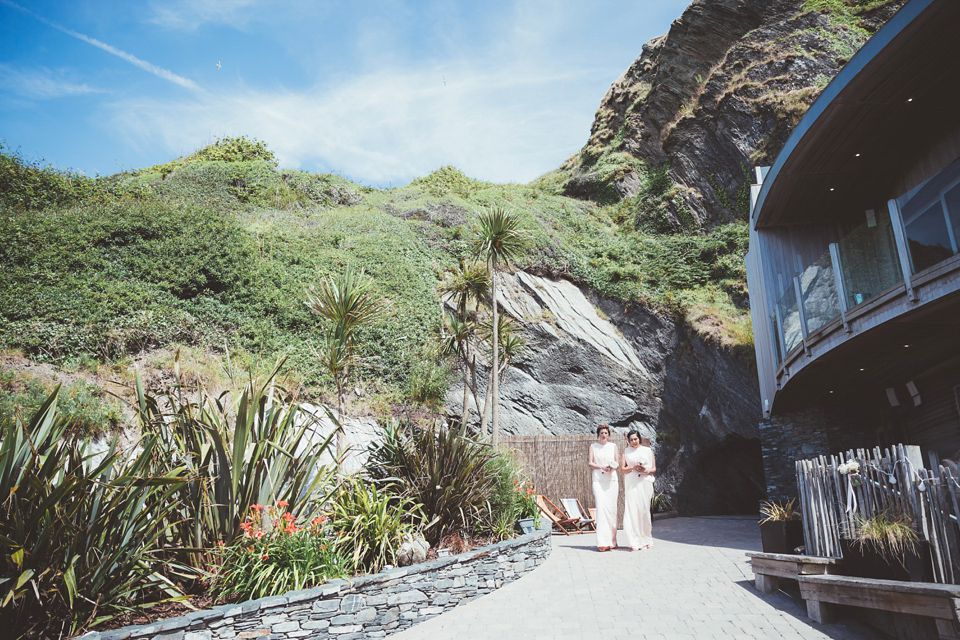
[410,165,490,198]
[0,387,188,637]
[327,478,421,573]
[365,421,499,544]
[135,360,337,563]
[0,372,122,437]
[484,451,540,539]
[0,143,96,211]
[143,136,278,178]
[0,133,757,413]
[213,503,347,602]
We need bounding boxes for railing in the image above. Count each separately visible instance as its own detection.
[773,208,902,362]
[796,444,960,584]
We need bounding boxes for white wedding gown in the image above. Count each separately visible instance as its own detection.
[591,441,619,548]
[623,445,654,550]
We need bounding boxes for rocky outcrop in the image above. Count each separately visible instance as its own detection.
[445,271,762,515]
[560,0,907,227]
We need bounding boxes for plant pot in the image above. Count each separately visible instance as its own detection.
[759,519,804,554]
[516,517,536,535]
[839,539,932,582]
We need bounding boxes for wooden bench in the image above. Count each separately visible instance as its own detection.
[797,574,960,639]
[746,551,840,594]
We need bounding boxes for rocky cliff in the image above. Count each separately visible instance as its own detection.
[446,0,910,514]
[557,0,907,228]
[446,272,762,515]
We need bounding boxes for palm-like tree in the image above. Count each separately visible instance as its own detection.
[438,261,489,426]
[472,207,527,445]
[305,264,382,459]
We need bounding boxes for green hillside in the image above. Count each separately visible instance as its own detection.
[0,137,750,422]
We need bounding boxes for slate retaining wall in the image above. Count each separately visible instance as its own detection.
[77,524,551,640]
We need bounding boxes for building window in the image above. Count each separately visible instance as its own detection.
[899,157,960,274]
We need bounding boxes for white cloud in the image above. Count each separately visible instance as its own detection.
[147,0,302,31]
[106,60,597,185]
[0,64,101,99]
[1,0,203,92]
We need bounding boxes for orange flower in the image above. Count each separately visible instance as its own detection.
[250,504,265,512]
[261,553,269,561]
[276,499,289,508]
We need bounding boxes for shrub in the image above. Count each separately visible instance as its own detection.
[326,477,421,573]
[365,421,499,544]
[213,502,348,602]
[0,387,188,637]
[135,359,338,567]
[0,372,122,437]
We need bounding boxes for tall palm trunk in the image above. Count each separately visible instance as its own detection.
[490,269,500,446]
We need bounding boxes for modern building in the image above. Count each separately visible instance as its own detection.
[745,0,960,499]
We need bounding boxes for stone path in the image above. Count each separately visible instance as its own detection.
[389,516,878,640]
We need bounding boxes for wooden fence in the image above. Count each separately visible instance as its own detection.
[500,433,628,526]
[796,443,960,583]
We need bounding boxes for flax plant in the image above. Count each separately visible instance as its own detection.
[134,358,338,565]
[0,387,188,638]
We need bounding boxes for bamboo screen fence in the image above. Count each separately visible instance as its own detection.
[796,443,960,584]
[500,433,628,527]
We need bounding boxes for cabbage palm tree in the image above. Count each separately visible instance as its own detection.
[439,261,489,426]
[305,264,382,459]
[472,207,527,445]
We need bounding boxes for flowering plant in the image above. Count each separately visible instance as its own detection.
[213,500,347,602]
[515,479,541,528]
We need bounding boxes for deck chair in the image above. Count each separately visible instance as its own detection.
[536,495,583,535]
[561,498,596,532]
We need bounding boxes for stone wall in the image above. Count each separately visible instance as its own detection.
[760,402,878,501]
[77,525,551,640]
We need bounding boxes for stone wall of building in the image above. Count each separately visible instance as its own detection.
[760,402,878,501]
[77,525,551,640]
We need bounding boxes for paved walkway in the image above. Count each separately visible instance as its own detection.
[391,516,878,640]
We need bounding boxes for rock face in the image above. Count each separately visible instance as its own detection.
[560,0,907,227]
[445,272,762,515]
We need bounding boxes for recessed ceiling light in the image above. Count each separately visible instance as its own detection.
[859,367,866,371]
[855,153,860,157]
[907,98,914,102]
[830,188,835,191]
[904,344,910,348]
[829,390,835,394]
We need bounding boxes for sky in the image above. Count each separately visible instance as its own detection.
[0,0,690,187]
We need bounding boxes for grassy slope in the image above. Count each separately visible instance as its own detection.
[0,140,751,426]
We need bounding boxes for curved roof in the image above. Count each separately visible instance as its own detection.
[752,0,960,229]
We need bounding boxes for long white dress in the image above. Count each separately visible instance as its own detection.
[590,441,619,548]
[622,445,655,550]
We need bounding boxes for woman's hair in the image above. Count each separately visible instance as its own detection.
[626,429,640,442]
[596,424,610,436]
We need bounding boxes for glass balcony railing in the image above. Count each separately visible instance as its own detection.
[800,250,840,335]
[837,207,902,309]
[776,284,802,355]
[773,208,900,362]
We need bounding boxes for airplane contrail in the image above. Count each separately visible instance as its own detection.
[0,0,203,93]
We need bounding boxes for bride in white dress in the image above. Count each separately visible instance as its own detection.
[588,424,619,551]
[621,431,656,551]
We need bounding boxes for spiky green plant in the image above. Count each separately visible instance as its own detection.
[326,477,421,573]
[0,387,188,637]
[134,358,338,566]
[365,420,499,544]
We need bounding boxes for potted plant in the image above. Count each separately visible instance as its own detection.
[840,510,931,581]
[759,498,804,554]
[515,482,541,534]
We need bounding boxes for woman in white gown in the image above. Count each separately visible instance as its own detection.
[621,431,656,551]
[588,424,619,551]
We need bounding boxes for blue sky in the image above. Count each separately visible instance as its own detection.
[0,0,689,187]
